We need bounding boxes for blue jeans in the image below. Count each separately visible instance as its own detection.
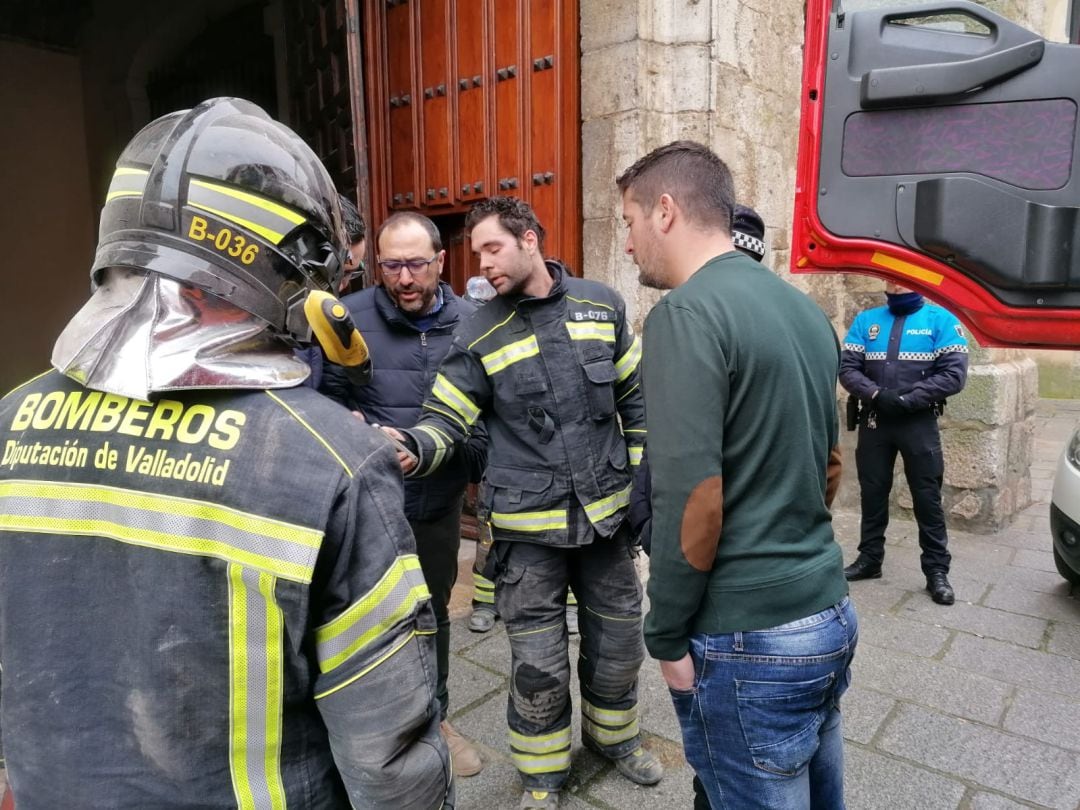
[670,597,858,810]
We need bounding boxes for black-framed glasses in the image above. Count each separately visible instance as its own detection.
[377,256,438,276]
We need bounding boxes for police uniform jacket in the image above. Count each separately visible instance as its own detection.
[321,281,487,521]
[0,371,450,809]
[839,299,969,411]
[403,261,645,547]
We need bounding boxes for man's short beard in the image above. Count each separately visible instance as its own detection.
[637,265,670,290]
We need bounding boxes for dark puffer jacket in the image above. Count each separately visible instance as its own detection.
[322,282,487,521]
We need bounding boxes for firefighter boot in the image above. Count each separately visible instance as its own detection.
[520,789,559,809]
[613,746,664,786]
[441,720,483,776]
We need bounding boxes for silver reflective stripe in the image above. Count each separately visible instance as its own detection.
[614,336,642,382]
[583,484,632,525]
[105,167,149,201]
[315,555,431,673]
[0,480,321,583]
[481,335,540,374]
[229,565,286,809]
[188,179,305,245]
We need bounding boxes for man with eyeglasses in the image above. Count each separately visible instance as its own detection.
[382,197,660,809]
[321,211,487,778]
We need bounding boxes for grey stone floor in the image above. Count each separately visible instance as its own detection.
[447,399,1080,809]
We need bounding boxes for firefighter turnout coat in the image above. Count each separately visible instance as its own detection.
[0,371,451,809]
[403,261,645,545]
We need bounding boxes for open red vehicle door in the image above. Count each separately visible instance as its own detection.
[794,0,1080,348]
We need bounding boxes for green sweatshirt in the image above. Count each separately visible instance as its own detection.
[642,252,848,661]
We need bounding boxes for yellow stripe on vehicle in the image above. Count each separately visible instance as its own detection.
[870,251,944,287]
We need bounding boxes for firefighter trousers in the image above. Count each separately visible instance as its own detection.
[491,528,645,790]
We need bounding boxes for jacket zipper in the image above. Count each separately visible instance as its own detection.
[421,332,427,347]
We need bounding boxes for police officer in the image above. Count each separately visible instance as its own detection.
[0,98,452,808]
[839,282,969,605]
[384,197,662,809]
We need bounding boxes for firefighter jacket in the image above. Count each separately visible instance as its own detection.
[402,261,645,546]
[320,282,487,521]
[0,370,451,810]
[839,299,969,411]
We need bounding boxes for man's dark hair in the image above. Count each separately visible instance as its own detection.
[465,196,546,253]
[376,211,443,252]
[615,140,735,232]
[338,194,366,244]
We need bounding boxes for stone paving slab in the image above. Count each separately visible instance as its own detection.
[1002,688,1080,753]
[875,704,1080,808]
[844,746,966,810]
[942,632,1080,697]
[894,597,1049,649]
[851,643,1011,725]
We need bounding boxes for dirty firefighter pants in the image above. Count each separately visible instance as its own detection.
[492,529,645,790]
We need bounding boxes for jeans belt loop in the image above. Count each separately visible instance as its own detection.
[835,599,848,627]
[732,630,743,652]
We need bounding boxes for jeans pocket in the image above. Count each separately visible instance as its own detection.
[735,671,836,776]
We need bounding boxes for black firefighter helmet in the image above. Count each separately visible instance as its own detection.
[93,97,346,345]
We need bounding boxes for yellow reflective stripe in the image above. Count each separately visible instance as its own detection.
[512,751,573,774]
[416,426,448,469]
[566,321,615,343]
[566,589,578,607]
[629,446,644,466]
[582,716,640,745]
[0,480,320,583]
[189,178,305,245]
[508,622,563,638]
[567,296,614,311]
[265,391,352,477]
[421,402,469,434]
[509,727,572,754]
[432,374,480,426]
[105,167,149,201]
[615,336,642,382]
[260,573,287,808]
[229,565,254,809]
[229,565,285,810]
[473,573,495,589]
[490,509,568,532]
[584,484,632,524]
[314,629,421,700]
[468,311,517,350]
[315,555,431,673]
[481,335,540,374]
[617,383,640,402]
[582,700,637,726]
[624,429,647,435]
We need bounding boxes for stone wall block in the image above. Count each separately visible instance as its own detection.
[581,41,641,119]
[942,426,1009,490]
[642,0,711,44]
[948,363,1014,426]
[581,0,639,51]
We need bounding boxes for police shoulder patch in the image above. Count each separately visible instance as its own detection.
[868,324,880,340]
[955,323,964,338]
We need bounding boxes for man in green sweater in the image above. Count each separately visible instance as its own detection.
[617,140,857,809]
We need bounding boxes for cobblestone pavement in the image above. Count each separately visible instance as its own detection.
[446,399,1080,809]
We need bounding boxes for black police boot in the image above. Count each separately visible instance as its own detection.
[844,556,882,581]
[926,572,955,605]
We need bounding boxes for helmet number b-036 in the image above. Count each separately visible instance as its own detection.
[188,215,260,265]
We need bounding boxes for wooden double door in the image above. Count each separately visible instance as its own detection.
[363,0,581,289]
